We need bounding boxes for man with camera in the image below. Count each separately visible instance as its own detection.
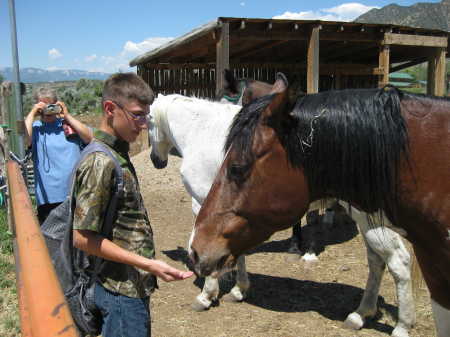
[25,86,93,223]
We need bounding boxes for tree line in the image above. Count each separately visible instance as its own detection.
[22,78,104,116]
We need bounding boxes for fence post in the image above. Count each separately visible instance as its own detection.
[0,81,25,158]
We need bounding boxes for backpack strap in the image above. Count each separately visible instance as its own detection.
[69,140,124,277]
[77,141,124,238]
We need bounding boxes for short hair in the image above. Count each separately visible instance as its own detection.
[33,86,58,102]
[102,72,154,106]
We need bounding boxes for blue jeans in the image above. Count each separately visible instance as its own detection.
[94,283,151,337]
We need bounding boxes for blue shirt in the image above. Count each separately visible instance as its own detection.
[32,118,84,206]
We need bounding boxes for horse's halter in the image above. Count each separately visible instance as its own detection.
[222,81,247,106]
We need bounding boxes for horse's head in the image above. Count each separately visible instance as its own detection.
[148,97,173,169]
[189,78,310,277]
[218,69,288,106]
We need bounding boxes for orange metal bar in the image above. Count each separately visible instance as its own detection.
[7,161,79,337]
[13,241,33,337]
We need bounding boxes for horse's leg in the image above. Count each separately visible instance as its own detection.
[383,235,415,337]
[285,221,303,262]
[431,300,450,337]
[413,245,450,337]
[344,209,415,337]
[288,221,302,254]
[344,234,386,330]
[301,210,320,265]
[191,276,220,311]
[223,255,250,302]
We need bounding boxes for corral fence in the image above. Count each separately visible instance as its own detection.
[7,160,79,337]
[1,81,79,336]
[138,62,378,100]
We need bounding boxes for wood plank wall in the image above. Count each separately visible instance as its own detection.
[138,63,379,99]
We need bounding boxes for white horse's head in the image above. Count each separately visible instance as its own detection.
[148,95,173,169]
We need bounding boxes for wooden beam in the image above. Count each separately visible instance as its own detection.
[307,26,320,93]
[378,45,390,87]
[383,33,448,48]
[390,57,427,73]
[233,30,382,42]
[427,47,447,96]
[216,22,230,98]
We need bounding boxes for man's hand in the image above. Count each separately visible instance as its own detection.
[30,102,46,116]
[56,101,69,117]
[145,259,194,282]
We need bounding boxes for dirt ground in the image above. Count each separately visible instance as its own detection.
[130,149,436,337]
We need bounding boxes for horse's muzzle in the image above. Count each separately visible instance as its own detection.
[150,151,168,169]
[189,247,232,277]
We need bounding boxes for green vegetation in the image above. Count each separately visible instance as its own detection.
[23,78,104,116]
[0,73,4,84]
[0,208,12,255]
[391,62,450,95]
[0,207,20,336]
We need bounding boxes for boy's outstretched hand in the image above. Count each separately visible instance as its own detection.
[146,259,194,282]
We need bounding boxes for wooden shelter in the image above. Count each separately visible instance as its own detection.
[130,17,450,98]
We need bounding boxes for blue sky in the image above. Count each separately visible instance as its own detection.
[0,0,440,73]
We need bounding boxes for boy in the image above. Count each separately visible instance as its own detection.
[73,73,192,337]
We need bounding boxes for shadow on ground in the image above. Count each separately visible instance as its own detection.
[162,245,397,336]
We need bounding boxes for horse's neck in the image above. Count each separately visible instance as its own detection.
[165,97,239,154]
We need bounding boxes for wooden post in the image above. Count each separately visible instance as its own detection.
[216,22,230,98]
[378,45,390,87]
[427,47,446,96]
[307,25,320,94]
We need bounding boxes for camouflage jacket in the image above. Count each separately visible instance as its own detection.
[73,129,157,298]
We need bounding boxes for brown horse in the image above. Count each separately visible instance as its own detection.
[190,83,450,336]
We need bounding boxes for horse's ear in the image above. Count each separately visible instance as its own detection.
[270,72,288,95]
[223,69,237,92]
[262,89,290,123]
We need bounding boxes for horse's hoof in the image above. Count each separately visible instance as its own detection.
[191,300,210,312]
[301,253,319,269]
[222,292,244,303]
[223,287,247,302]
[391,326,410,337]
[343,312,364,330]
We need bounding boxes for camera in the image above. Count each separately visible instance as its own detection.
[42,104,62,115]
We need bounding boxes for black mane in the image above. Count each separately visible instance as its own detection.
[293,87,409,215]
[225,94,275,160]
[225,87,417,216]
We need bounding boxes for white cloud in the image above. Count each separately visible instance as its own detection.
[121,37,174,57]
[46,66,60,71]
[84,54,97,62]
[83,37,174,73]
[273,2,378,22]
[48,48,62,59]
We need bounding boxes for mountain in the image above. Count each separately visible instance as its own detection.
[355,0,450,31]
[0,67,111,83]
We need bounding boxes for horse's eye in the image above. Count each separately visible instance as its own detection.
[228,164,249,183]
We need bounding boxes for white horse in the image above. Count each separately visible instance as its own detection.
[148,93,415,337]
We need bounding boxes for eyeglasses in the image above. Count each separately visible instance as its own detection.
[112,100,150,123]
